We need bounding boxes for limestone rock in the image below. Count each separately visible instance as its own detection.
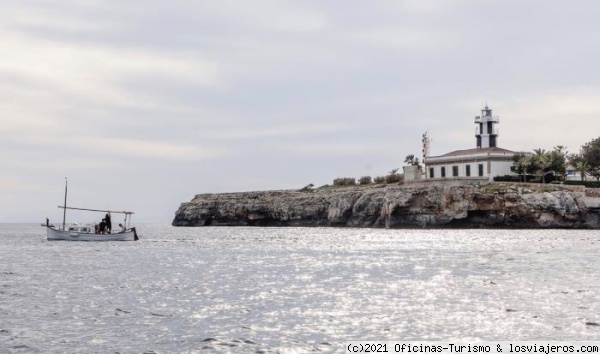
[172,184,600,228]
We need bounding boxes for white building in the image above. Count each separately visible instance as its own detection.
[424,106,515,180]
[565,165,590,181]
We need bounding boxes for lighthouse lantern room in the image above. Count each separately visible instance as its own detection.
[475,105,499,148]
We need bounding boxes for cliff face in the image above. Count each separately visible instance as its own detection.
[172,184,600,228]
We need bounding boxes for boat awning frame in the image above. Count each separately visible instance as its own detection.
[57,206,134,214]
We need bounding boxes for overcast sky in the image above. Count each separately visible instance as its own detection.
[2,0,600,223]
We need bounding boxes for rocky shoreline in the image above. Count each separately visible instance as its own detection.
[172,183,600,228]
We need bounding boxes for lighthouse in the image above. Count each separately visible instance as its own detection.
[423,105,514,181]
[475,105,499,148]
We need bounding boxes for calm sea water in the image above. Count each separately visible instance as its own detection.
[0,224,599,353]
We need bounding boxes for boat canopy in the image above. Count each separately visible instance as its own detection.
[57,206,134,214]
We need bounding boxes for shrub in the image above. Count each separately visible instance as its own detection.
[333,177,356,186]
[494,174,556,183]
[564,180,600,188]
[299,183,314,191]
[358,176,372,185]
[385,173,403,184]
[544,174,559,184]
[373,176,385,184]
[494,175,520,182]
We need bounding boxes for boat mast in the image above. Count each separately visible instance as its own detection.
[62,178,68,230]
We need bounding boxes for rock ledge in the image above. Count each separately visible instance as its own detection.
[172,184,600,228]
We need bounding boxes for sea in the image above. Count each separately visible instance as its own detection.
[0,224,599,353]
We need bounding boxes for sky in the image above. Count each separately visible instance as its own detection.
[2,0,600,223]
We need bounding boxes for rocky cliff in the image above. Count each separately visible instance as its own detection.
[172,183,600,228]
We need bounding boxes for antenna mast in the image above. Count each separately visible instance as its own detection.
[422,132,430,176]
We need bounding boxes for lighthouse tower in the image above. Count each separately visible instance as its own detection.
[475,105,499,148]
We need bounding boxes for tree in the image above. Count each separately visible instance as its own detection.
[404,154,421,167]
[512,146,568,183]
[548,145,568,181]
[511,152,534,182]
[568,153,588,181]
[581,136,600,181]
[532,148,552,183]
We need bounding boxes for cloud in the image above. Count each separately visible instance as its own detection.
[80,138,226,160]
[204,122,356,141]
[384,0,461,15]
[0,32,221,107]
[30,134,226,161]
[352,26,457,51]
[181,1,330,34]
[6,1,123,34]
[2,0,600,222]
[0,175,29,190]
[274,140,385,156]
[501,90,600,152]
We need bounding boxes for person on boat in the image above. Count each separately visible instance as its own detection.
[99,219,107,234]
[105,213,112,234]
[118,223,126,232]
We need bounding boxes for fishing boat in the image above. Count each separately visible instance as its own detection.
[44,179,139,241]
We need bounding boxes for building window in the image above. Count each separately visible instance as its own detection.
[441,167,446,178]
[452,166,459,177]
[478,164,484,177]
[429,167,434,178]
[466,165,471,177]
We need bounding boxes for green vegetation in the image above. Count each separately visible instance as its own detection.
[507,136,600,186]
[358,176,372,185]
[404,154,421,168]
[385,168,403,184]
[567,153,589,181]
[373,176,386,184]
[511,146,567,183]
[564,181,600,188]
[332,177,356,186]
[581,136,600,180]
[322,137,600,190]
[332,168,404,188]
[326,154,425,189]
[299,183,314,192]
[493,175,521,182]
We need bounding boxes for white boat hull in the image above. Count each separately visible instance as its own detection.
[46,226,138,241]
